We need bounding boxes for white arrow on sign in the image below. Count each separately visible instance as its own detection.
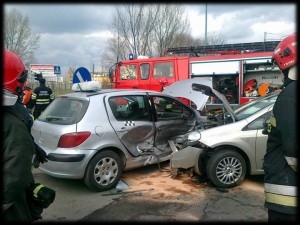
[76,71,85,83]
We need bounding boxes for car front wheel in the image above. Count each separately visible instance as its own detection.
[206,150,246,188]
[84,150,123,192]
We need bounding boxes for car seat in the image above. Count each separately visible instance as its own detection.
[128,102,145,120]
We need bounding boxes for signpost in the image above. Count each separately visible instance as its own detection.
[54,66,61,74]
[72,67,101,91]
[73,67,92,83]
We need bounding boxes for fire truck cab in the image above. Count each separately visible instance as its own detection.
[109,41,282,108]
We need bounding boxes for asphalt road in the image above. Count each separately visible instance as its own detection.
[33,161,267,223]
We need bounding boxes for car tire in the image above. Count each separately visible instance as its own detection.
[84,150,123,192]
[206,150,246,188]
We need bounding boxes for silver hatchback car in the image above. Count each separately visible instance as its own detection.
[31,88,201,192]
[169,83,279,188]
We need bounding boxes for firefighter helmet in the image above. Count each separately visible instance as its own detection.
[272,33,297,71]
[4,50,28,96]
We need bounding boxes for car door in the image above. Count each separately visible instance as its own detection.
[254,107,273,172]
[245,108,273,173]
[148,94,198,149]
[106,94,156,157]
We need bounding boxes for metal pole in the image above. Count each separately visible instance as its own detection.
[205,3,207,46]
[92,64,94,81]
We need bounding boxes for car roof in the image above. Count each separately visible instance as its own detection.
[58,88,162,98]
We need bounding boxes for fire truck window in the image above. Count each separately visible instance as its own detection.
[140,64,150,80]
[120,65,137,80]
[154,62,173,78]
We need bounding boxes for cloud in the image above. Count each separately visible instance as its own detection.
[186,3,296,42]
[4,3,296,76]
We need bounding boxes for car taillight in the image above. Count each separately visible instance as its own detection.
[58,132,91,148]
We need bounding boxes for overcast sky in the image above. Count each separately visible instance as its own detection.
[4,3,296,76]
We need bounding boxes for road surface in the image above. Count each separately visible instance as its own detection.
[33,161,267,222]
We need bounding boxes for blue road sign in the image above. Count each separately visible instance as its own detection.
[73,67,91,83]
[54,66,61,74]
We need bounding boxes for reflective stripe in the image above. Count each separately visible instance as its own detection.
[36,102,50,105]
[269,116,276,127]
[265,183,297,196]
[33,184,44,198]
[265,192,297,207]
[36,99,50,102]
[266,116,276,132]
[31,93,37,99]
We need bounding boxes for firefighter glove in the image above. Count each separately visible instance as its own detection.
[33,144,49,168]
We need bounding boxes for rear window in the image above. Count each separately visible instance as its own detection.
[37,97,89,125]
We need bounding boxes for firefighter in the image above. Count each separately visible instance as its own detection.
[30,78,55,119]
[3,50,50,222]
[263,33,297,222]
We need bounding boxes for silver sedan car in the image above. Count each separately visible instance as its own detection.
[169,83,279,188]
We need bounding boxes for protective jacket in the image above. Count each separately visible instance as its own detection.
[22,87,33,107]
[3,102,36,222]
[263,80,297,215]
[30,83,54,119]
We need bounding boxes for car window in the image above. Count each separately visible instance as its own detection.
[152,96,193,120]
[108,95,149,121]
[37,97,88,125]
[245,109,273,130]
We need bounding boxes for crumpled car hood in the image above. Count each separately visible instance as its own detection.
[163,78,234,117]
[163,78,211,110]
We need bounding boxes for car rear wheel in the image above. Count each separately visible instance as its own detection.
[84,151,122,192]
[206,150,246,188]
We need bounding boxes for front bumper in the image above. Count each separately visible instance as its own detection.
[170,146,204,176]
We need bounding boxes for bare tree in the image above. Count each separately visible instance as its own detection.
[113,4,158,59]
[171,33,202,48]
[204,32,227,45]
[170,32,227,49]
[103,4,227,67]
[4,8,40,66]
[107,4,191,60]
[151,4,191,57]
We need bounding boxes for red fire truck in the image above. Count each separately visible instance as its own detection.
[109,41,282,107]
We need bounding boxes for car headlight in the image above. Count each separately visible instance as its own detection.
[181,130,201,146]
[187,130,201,142]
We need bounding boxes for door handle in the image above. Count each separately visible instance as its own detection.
[118,127,128,132]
